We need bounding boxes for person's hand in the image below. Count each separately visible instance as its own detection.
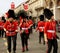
[20,30,24,34]
[44,33,48,43]
[6,31,8,33]
[45,38,48,43]
[15,30,19,32]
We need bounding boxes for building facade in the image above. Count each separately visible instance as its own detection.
[14,0,60,20]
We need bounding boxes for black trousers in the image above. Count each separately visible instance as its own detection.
[0,30,4,37]
[29,26,32,34]
[33,23,36,29]
[39,32,45,44]
[21,32,28,48]
[7,35,17,52]
[28,27,32,39]
[47,39,58,53]
[3,32,6,38]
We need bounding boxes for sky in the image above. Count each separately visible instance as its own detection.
[0,0,27,16]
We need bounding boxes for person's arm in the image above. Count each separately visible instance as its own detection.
[44,22,48,43]
[4,22,9,33]
[44,33,48,42]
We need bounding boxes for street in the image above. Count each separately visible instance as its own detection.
[0,29,60,53]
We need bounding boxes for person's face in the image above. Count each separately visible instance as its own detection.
[9,17,14,22]
[23,18,26,22]
[51,16,54,20]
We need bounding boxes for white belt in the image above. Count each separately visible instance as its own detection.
[0,26,3,27]
[22,28,28,30]
[39,27,44,29]
[47,30,55,33]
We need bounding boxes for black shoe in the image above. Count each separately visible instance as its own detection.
[22,47,25,52]
[22,50,25,52]
[39,41,41,44]
[26,48,29,51]
[43,42,45,45]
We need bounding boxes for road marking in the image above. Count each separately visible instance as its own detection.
[57,39,60,42]
[7,50,9,53]
[3,38,8,50]
[3,38,6,40]
[2,38,8,47]
[4,42,8,46]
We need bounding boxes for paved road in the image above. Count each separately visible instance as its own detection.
[0,29,60,53]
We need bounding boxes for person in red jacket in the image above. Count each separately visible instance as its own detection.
[19,11,30,52]
[28,16,33,34]
[4,9,18,53]
[0,17,4,38]
[36,15,45,44]
[13,16,19,39]
[44,8,58,53]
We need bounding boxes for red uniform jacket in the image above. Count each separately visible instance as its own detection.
[20,17,23,24]
[44,20,56,39]
[0,21,4,30]
[20,19,23,23]
[28,19,33,27]
[36,21,45,32]
[4,21,18,36]
[20,21,30,34]
[14,20,18,29]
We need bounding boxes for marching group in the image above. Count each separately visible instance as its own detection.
[0,8,59,53]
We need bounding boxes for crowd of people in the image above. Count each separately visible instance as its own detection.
[0,8,59,53]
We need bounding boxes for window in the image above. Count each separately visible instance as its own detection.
[49,1,53,8]
[57,0,60,6]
